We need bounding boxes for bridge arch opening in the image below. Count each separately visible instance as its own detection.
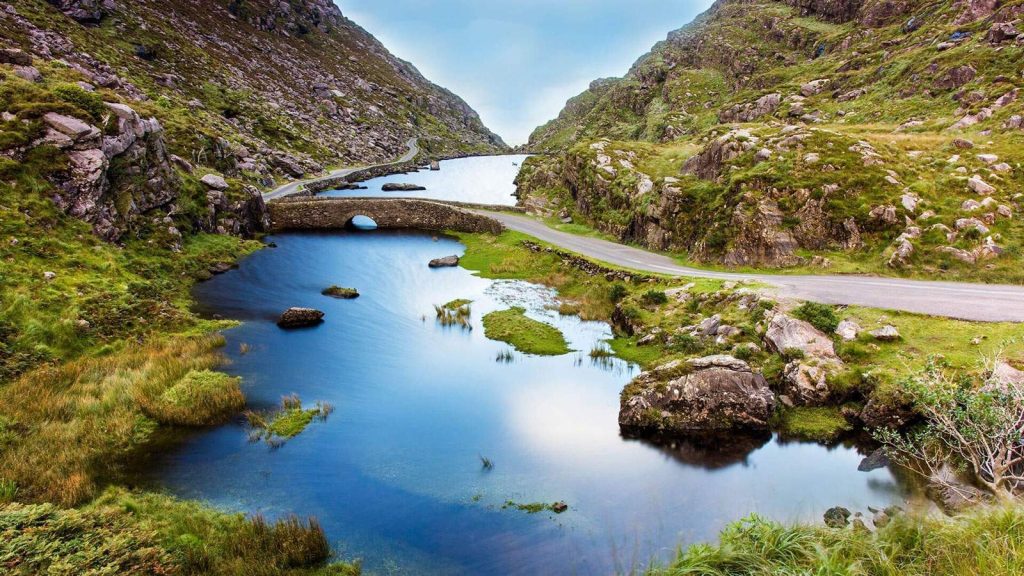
[346,215,378,230]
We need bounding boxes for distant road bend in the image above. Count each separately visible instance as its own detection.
[477,211,1024,323]
[263,137,419,201]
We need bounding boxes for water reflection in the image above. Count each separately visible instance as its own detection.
[131,228,920,575]
[623,430,773,470]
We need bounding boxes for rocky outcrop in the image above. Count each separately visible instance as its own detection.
[764,313,843,405]
[619,356,776,435]
[719,93,781,123]
[31,102,267,242]
[47,0,115,23]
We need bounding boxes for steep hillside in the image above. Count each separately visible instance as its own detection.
[0,0,505,380]
[520,0,1024,280]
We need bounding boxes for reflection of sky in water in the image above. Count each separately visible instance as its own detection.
[136,230,919,575]
[319,155,530,206]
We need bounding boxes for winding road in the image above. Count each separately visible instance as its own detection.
[477,211,1024,323]
[263,137,419,201]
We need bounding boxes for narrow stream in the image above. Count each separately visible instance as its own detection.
[139,157,916,575]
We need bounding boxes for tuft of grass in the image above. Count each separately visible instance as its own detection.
[246,395,333,445]
[434,300,473,329]
[775,407,853,443]
[495,349,515,363]
[482,307,571,356]
[479,456,494,471]
[145,369,245,426]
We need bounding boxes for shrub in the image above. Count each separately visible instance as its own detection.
[641,290,668,306]
[609,284,628,303]
[792,302,840,334]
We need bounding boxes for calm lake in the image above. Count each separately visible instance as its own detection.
[142,156,916,575]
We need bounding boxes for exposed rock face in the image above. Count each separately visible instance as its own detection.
[619,356,776,435]
[43,103,178,242]
[719,93,781,122]
[277,307,324,328]
[47,0,115,23]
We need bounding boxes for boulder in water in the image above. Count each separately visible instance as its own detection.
[277,307,324,328]
[429,255,460,268]
[381,183,426,192]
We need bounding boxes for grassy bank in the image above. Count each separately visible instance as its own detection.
[455,230,1022,399]
[649,505,1024,576]
[1,487,358,575]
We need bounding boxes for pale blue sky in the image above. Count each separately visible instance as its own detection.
[338,1,713,145]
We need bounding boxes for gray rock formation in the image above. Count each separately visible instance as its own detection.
[619,356,776,435]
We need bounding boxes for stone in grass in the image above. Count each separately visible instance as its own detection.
[870,325,900,341]
[429,255,460,268]
[277,307,324,328]
[322,286,359,299]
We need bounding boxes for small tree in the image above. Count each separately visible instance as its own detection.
[877,353,1024,501]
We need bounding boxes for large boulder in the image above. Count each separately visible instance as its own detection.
[619,356,776,435]
[277,307,324,328]
[719,93,781,123]
[763,314,839,361]
[764,314,843,405]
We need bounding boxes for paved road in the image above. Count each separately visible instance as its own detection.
[478,211,1024,322]
[263,138,419,201]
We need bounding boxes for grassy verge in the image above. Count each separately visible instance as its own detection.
[482,307,571,356]
[649,505,1024,576]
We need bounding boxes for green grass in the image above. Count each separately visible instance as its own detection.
[246,395,334,445]
[0,487,359,575]
[0,335,235,506]
[151,369,245,426]
[482,307,571,356]
[775,407,853,442]
[649,505,1024,576]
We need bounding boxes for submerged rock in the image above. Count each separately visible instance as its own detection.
[277,307,325,328]
[428,255,460,268]
[619,356,776,435]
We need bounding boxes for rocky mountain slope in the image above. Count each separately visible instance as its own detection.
[0,0,505,380]
[519,0,1023,281]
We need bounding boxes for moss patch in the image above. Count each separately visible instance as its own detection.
[776,406,853,442]
[482,307,571,356]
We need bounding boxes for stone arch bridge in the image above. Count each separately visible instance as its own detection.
[267,196,514,234]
